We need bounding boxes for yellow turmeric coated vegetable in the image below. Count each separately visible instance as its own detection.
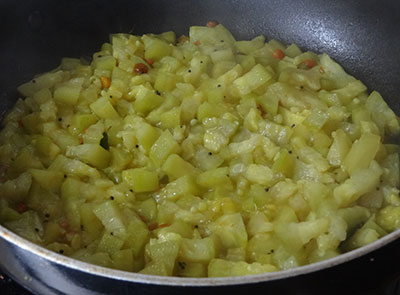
[1,24,399,277]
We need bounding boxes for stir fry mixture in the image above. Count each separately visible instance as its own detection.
[0,23,399,277]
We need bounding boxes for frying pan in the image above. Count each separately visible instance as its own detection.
[0,0,400,294]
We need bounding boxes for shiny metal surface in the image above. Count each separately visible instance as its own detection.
[1,0,400,294]
[1,220,400,294]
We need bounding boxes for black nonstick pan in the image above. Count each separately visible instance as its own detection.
[0,0,399,294]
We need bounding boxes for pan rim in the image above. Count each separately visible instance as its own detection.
[0,224,399,287]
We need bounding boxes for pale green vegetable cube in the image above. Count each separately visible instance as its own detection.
[159,56,182,73]
[210,48,235,63]
[206,87,225,104]
[38,98,57,121]
[4,211,43,244]
[381,153,400,188]
[197,102,226,122]
[158,175,201,201]
[97,231,124,254]
[343,132,380,175]
[136,198,157,221]
[42,221,63,244]
[0,199,21,223]
[0,172,32,202]
[179,237,216,263]
[92,55,116,71]
[197,167,230,188]
[109,147,132,171]
[135,122,160,153]
[327,129,351,167]
[54,78,83,105]
[285,43,302,57]
[17,71,64,97]
[156,219,193,239]
[93,201,126,237]
[189,24,236,46]
[319,54,355,88]
[79,203,103,242]
[228,134,262,157]
[260,120,293,145]
[12,147,43,173]
[338,206,370,232]
[272,149,295,177]
[49,155,101,179]
[334,161,382,207]
[376,205,400,232]
[162,154,197,180]
[257,92,279,116]
[203,129,229,153]
[149,130,180,166]
[30,169,64,192]
[34,135,60,160]
[233,64,273,96]
[245,164,274,186]
[247,212,273,237]
[333,80,367,105]
[124,218,150,256]
[144,239,180,276]
[236,35,265,55]
[66,144,110,169]
[90,97,120,119]
[139,261,168,276]
[81,252,113,268]
[82,121,105,144]
[279,68,321,91]
[343,227,379,251]
[193,147,224,171]
[275,218,329,251]
[291,137,329,172]
[160,106,181,128]
[133,86,163,115]
[69,114,98,135]
[365,91,400,135]
[143,36,172,61]
[303,109,329,130]
[20,112,41,134]
[122,168,159,193]
[211,213,248,249]
[111,249,134,272]
[61,178,84,231]
[238,55,258,73]
[154,72,177,92]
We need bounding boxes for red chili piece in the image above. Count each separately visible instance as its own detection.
[148,222,159,231]
[302,59,317,68]
[15,201,28,214]
[134,63,149,74]
[257,104,266,117]
[206,21,218,28]
[272,49,285,60]
[138,215,147,223]
[158,223,171,228]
